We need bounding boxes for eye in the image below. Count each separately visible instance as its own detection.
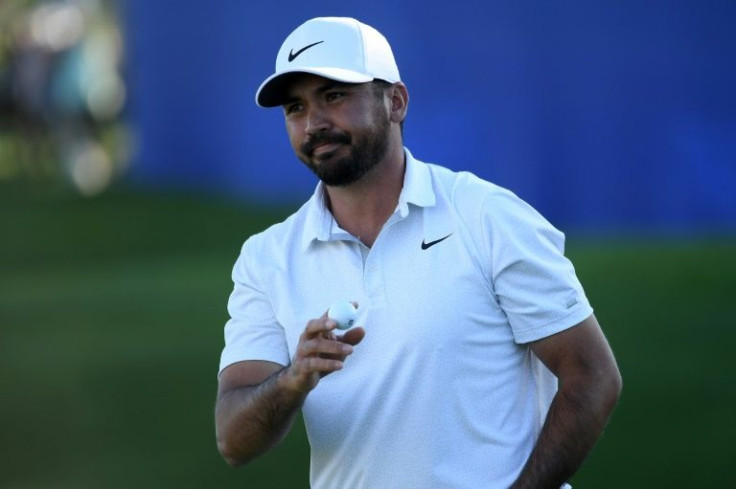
[325,91,345,102]
[284,102,303,115]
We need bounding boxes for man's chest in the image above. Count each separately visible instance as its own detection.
[266,211,512,357]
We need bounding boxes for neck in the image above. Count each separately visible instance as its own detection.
[324,141,405,248]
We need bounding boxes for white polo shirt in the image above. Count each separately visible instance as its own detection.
[220,148,592,489]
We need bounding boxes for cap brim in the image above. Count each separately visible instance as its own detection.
[256,67,374,107]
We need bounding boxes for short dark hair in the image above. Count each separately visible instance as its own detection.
[371,79,393,95]
[371,80,404,134]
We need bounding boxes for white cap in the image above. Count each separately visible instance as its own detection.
[256,17,401,107]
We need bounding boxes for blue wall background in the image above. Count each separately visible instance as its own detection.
[122,1,736,234]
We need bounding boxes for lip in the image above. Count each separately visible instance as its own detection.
[311,142,342,156]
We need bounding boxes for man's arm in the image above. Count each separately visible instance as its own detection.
[511,314,622,489]
[215,315,365,467]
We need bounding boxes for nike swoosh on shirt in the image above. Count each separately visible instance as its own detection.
[288,41,324,62]
[421,233,453,250]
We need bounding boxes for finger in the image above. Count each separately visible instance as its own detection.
[321,330,337,341]
[300,356,344,374]
[323,328,365,362]
[302,316,338,338]
[298,336,354,359]
[337,327,366,347]
[285,357,343,390]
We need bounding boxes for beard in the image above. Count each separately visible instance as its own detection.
[298,110,391,187]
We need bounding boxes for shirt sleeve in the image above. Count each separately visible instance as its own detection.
[481,188,594,344]
[218,237,291,375]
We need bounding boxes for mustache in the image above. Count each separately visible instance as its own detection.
[302,131,351,156]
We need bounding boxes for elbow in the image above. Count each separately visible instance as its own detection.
[565,365,623,416]
[215,401,258,468]
[216,430,256,468]
[222,453,248,469]
[217,437,250,468]
[612,368,623,402]
[612,367,623,397]
[600,365,623,414]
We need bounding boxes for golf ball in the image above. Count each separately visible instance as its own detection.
[327,301,358,330]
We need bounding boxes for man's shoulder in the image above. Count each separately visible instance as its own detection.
[422,160,516,211]
[417,158,549,240]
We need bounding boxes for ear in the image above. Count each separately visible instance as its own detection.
[388,82,409,124]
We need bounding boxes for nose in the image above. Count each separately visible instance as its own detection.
[305,106,331,136]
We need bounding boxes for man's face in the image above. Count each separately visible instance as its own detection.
[281,74,391,186]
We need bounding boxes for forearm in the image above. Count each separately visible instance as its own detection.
[216,367,306,467]
[510,375,621,489]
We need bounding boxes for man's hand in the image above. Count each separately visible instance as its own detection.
[215,306,365,467]
[282,309,366,394]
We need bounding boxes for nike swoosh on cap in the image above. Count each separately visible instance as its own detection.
[288,41,324,62]
[421,233,453,250]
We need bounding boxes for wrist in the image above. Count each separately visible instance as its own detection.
[274,364,312,399]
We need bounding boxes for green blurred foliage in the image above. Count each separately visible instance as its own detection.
[1,180,735,488]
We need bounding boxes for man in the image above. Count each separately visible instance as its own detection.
[215,16,622,489]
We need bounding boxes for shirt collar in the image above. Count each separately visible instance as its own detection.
[301,147,436,250]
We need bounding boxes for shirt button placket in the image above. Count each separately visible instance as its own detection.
[363,251,383,301]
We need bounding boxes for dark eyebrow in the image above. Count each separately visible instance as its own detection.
[315,81,355,94]
[281,80,360,107]
[281,96,299,107]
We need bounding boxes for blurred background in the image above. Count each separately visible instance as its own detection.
[1,0,734,488]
